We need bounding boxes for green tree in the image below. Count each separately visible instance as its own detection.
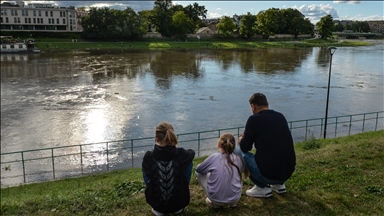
[172,11,195,39]
[281,8,314,38]
[255,8,282,38]
[239,12,257,39]
[351,21,370,32]
[81,7,117,39]
[316,14,335,39]
[114,8,147,39]
[150,0,174,37]
[216,16,236,36]
[183,3,207,30]
[334,23,344,32]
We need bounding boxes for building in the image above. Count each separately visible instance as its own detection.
[0,1,78,32]
[367,20,384,34]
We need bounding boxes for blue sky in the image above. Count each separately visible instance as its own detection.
[5,1,384,24]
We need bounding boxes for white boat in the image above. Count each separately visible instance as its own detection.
[0,36,40,53]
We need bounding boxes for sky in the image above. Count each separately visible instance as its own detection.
[3,1,384,24]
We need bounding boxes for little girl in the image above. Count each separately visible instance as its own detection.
[142,122,195,215]
[195,132,250,208]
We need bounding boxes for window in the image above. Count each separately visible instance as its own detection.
[14,17,17,23]
[15,10,18,16]
[19,45,23,48]
[63,19,65,24]
[33,18,36,23]
[70,19,72,25]
[60,11,62,17]
[63,12,65,16]
[6,17,9,23]
[50,11,53,17]
[34,10,36,16]
[57,18,59,24]
[18,17,20,23]
[11,45,14,49]
[22,10,25,16]
[69,12,72,18]
[41,18,43,23]
[25,17,27,23]
[45,11,48,16]
[29,18,31,23]
[0,17,2,23]
[37,18,40,23]
[52,19,54,24]
[38,11,41,16]
[11,10,14,16]
[26,10,28,16]
[2,45,6,49]
[1,9,7,16]
[48,18,51,24]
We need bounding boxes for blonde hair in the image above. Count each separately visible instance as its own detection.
[218,133,250,180]
[155,122,178,146]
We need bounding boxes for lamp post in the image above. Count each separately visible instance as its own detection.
[324,46,337,139]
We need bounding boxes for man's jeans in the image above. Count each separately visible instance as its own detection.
[142,162,193,186]
[234,146,284,188]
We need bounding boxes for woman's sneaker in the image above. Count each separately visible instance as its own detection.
[270,184,286,194]
[246,185,273,197]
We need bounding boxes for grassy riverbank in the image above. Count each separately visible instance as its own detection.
[34,38,374,51]
[1,130,383,215]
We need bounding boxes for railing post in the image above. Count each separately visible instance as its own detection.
[335,117,338,137]
[106,142,109,172]
[349,115,352,135]
[198,133,200,158]
[131,140,134,168]
[362,114,366,133]
[80,145,83,175]
[51,148,55,179]
[21,152,26,183]
[305,120,308,141]
[375,112,378,131]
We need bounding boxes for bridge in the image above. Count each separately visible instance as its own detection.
[332,32,378,38]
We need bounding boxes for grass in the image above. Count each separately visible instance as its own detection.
[33,37,375,51]
[1,130,383,215]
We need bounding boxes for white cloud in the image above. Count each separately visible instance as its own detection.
[294,4,339,24]
[333,0,361,4]
[216,8,222,11]
[207,12,222,19]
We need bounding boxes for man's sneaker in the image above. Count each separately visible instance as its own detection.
[246,185,273,197]
[271,184,286,194]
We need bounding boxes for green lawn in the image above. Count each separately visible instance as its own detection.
[1,130,383,215]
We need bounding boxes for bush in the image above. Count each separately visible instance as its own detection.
[302,134,321,150]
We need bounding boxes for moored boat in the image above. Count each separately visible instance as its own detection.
[0,36,40,53]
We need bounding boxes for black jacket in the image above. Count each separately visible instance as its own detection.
[240,110,296,181]
[142,145,195,213]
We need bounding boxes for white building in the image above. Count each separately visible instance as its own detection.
[0,1,78,32]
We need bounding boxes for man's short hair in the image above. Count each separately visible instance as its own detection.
[249,93,269,107]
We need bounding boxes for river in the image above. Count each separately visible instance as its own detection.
[1,40,383,153]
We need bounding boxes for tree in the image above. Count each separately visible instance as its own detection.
[255,8,282,39]
[150,0,174,37]
[183,3,207,30]
[172,11,195,39]
[316,14,335,39]
[281,8,313,38]
[351,21,370,32]
[239,12,257,39]
[216,16,236,36]
[81,7,117,39]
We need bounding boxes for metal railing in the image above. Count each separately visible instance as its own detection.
[1,111,383,188]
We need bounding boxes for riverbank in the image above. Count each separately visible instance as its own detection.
[1,130,383,215]
[34,38,374,51]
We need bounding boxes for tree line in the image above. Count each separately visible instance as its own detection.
[81,0,365,40]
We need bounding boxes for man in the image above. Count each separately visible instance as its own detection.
[235,93,296,197]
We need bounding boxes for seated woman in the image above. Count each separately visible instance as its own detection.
[195,132,250,208]
[142,122,195,216]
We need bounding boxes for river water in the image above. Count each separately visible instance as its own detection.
[1,40,383,154]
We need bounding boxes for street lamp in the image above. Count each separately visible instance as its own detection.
[324,46,337,139]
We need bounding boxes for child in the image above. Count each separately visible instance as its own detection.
[195,132,250,208]
[142,122,195,216]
